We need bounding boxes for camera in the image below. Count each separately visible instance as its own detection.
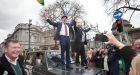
[94,34,108,42]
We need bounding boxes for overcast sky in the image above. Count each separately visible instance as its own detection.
[0,0,140,43]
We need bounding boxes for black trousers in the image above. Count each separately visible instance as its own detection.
[75,42,87,66]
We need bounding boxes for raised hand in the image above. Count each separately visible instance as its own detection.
[105,33,125,49]
[42,12,48,20]
[73,16,77,21]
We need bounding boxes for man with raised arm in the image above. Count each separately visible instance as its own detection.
[46,16,76,70]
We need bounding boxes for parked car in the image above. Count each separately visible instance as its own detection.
[24,50,59,75]
[24,50,106,75]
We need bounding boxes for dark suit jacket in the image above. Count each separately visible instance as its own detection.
[46,19,76,40]
[74,26,90,45]
[108,46,136,75]
[0,54,25,75]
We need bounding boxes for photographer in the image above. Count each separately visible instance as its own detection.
[105,33,137,75]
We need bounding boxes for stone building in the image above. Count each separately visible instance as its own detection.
[121,19,140,43]
[112,19,140,44]
[128,28,140,43]
[3,23,57,51]
[41,29,59,50]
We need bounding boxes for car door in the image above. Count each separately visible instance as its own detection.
[24,52,34,75]
[24,52,48,75]
[32,52,48,75]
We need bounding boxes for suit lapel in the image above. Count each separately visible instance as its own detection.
[18,59,25,75]
[57,22,62,34]
[1,54,15,75]
[60,22,62,29]
[66,23,70,27]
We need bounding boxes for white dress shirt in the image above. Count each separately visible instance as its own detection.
[81,30,85,42]
[5,55,18,65]
[60,23,69,36]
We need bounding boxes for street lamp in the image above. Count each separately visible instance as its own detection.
[28,19,32,51]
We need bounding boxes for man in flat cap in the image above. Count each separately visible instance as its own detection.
[46,16,76,70]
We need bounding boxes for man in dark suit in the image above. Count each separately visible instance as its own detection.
[73,19,90,67]
[46,16,76,69]
[0,39,25,75]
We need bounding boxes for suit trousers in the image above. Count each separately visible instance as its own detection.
[75,42,87,66]
[59,35,71,65]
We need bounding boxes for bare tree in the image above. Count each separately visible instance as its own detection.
[39,0,85,27]
[104,0,140,21]
[39,0,85,48]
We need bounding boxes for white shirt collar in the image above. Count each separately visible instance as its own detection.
[5,54,18,65]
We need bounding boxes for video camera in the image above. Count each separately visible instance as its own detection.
[94,33,108,42]
[94,33,119,51]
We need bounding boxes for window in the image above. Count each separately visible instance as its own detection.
[24,52,48,75]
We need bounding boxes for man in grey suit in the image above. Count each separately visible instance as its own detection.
[46,16,76,70]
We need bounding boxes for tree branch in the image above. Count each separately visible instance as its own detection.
[120,6,140,11]
[129,5,140,21]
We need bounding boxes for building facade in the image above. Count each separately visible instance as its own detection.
[3,23,57,51]
[128,28,140,43]
[112,19,140,44]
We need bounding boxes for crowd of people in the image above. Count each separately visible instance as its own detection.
[46,15,140,75]
[0,15,140,75]
[86,35,140,75]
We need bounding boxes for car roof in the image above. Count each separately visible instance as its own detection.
[27,50,47,53]
[27,50,60,53]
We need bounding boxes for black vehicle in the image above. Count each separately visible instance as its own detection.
[24,50,106,75]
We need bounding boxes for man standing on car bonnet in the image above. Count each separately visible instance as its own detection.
[0,39,25,75]
[46,15,76,70]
